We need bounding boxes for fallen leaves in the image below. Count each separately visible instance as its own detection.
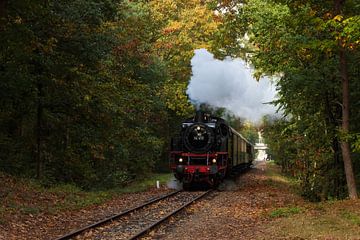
[148,161,305,240]
[0,162,322,240]
[0,176,172,240]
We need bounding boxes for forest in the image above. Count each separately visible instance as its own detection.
[1,0,360,202]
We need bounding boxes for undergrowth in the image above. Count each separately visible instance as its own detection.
[0,171,173,224]
[260,162,360,239]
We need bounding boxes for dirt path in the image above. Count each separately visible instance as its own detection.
[148,161,304,240]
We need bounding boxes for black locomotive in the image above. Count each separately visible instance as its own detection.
[170,111,254,188]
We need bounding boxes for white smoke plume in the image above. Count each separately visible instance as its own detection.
[187,49,278,123]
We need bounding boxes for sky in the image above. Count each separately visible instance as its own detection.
[186,48,278,123]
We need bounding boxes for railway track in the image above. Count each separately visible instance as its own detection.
[55,189,212,240]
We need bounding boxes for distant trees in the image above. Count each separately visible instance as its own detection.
[196,104,258,144]
[0,0,161,187]
[217,0,360,200]
[0,0,220,188]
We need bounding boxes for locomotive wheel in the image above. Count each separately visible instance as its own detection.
[209,177,220,189]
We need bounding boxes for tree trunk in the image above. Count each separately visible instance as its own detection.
[0,0,6,18]
[339,48,358,199]
[334,0,358,199]
[36,81,43,179]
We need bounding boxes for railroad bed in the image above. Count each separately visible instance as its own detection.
[55,190,212,240]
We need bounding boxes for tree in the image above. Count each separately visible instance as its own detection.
[334,0,358,199]
[0,0,225,188]
[148,0,220,115]
[216,0,360,199]
[0,0,168,187]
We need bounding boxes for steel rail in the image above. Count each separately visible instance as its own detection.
[128,189,213,240]
[54,190,182,240]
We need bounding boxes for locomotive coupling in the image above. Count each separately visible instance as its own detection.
[176,165,185,174]
[210,165,218,174]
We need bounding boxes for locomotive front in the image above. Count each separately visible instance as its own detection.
[183,122,214,152]
[170,111,229,187]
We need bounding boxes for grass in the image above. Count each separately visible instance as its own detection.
[341,210,360,226]
[0,206,6,224]
[45,173,173,211]
[49,174,172,212]
[114,173,173,193]
[0,206,5,214]
[264,161,301,193]
[0,172,173,223]
[269,206,302,218]
[20,206,41,215]
[265,204,360,239]
[259,162,360,239]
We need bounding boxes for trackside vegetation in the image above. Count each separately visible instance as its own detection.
[0,170,173,223]
[215,0,360,200]
[261,163,360,239]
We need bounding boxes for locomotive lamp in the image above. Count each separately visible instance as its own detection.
[212,158,217,164]
[179,158,183,163]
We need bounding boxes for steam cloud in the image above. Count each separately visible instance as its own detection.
[187,49,278,123]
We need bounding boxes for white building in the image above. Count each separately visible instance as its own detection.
[254,131,268,161]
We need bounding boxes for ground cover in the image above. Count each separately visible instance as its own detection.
[0,172,172,240]
[149,161,360,240]
[262,163,360,239]
[1,162,360,239]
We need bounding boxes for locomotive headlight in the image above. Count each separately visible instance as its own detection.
[196,126,201,130]
[212,158,217,164]
[179,158,183,163]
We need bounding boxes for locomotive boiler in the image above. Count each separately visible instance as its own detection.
[169,111,254,188]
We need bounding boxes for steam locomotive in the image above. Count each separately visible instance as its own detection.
[170,111,254,188]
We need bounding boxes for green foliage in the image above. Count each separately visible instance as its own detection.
[114,173,173,193]
[193,104,259,143]
[0,0,220,189]
[0,0,165,187]
[351,134,360,153]
[239,122,258,145]
[269,206,302,218]
[217,0,360,200]
[341,211,360,226]
[262,115,348,201]
[148,0,220,116]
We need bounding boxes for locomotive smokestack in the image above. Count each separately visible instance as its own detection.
[194,110,211,123]
[194,110,203,122]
